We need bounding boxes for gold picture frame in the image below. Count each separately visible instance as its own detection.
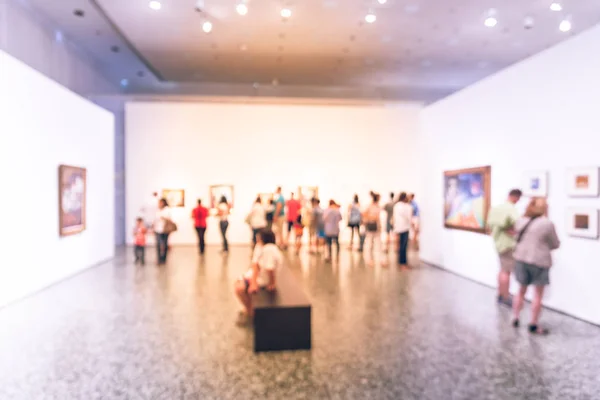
[59,165,87,237]
[444,166,491,234]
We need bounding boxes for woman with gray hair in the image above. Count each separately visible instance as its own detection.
[512,197,560,335]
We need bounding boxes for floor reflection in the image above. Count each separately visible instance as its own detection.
[0,246,598,399]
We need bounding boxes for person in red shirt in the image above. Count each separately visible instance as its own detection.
[286,193,301,246]
[192,199,209,255]
[133,217,147,265]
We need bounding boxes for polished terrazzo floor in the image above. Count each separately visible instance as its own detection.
[0,246,599,400]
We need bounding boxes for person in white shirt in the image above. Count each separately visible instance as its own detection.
[217,196,231,253]
[234,229,283,326]
[153,198,173,265]
[393,192,413,268]
[249,196,267,248]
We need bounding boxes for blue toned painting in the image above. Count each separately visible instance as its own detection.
[444,171,487,230]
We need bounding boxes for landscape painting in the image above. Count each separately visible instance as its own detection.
[210,184,235,209]
[444,166,491,233]
[161,189,185,207]
[298,186,319,204]
[59,165,86,236]
[566,208,599,239]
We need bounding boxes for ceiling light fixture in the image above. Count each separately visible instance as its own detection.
[281,8,292,18]
[202,20,213,33]
[236,3,248,15]
[149,1,161,11]
[120,79,129,87]
[484,17,497,27]
[550,3,562,11]
[559,18,572,32]
[378,0,387,4]
[365,12,376,23]
[484,8,497,27]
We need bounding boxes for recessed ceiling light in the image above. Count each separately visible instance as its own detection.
[365,12,376,23]
[55,31,63,42]
[73,9,85,17]
[149,1,161,11]
[559,19,572,32]
[281,8,292,18]
[272,78,279,86]
[253,82,259,89]
[202,21,213,33]
[120,79,129,87]
[236,3,248,15]
[378,0,387,4]
[484,17,497,27]
[239,44,248,51]
[550,3,562,11]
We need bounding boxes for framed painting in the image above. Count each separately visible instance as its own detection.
[210,184,234,209]
[566,208,599,239]
[444,166,491,233]
[258,192,273,207]
[567,167,599,197]
[161,189,185,207]
[298,186,319,203]
[59,165,86,237]
[522,171,548,197]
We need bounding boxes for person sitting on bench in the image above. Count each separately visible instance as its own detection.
[234,229,283,326]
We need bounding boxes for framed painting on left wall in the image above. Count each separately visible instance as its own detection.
[59,165,87,237]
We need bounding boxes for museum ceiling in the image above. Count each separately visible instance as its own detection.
[23,0,600,102]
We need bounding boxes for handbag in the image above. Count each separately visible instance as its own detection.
[163,219,178,234]
[366,221,378,232]
[516,216,539,243]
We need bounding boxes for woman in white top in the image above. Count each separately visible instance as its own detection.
[393,192,413,268]
[362,192,387,267]
[234,229,282,326]
[217,196,231,253]
[153,198,173,264]
[249,196,267,248]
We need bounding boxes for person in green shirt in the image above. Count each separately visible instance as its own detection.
[487,189,522,306]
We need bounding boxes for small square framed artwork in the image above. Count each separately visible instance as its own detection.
[522,171,548,197]
[567,167,599,197]
[566,208,599,239]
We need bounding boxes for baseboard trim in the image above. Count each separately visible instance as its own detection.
[421,259,600,328]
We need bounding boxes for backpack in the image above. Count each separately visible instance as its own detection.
[349,205,361,225]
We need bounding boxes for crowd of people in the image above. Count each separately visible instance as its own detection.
[240,187,420,266]
[136,186,562,332]
[488,189,561,335]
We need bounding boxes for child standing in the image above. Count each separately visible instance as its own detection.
[294,213,304,255]
[133,217,147,265]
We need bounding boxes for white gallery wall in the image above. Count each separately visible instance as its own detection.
[126,101,421,246]
[0,49,115,308]
[419,25,600,325]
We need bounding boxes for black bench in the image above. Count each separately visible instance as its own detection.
[252,266,311,352]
